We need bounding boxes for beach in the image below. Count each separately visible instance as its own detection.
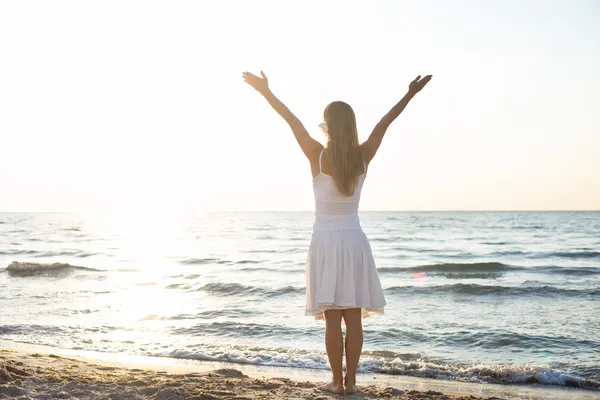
[3,345,600,400]
[1,347,505,400]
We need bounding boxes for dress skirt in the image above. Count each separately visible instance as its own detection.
[305,229,386,320]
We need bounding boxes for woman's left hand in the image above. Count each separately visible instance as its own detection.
[408,74,433,95]
[242,71,269,94]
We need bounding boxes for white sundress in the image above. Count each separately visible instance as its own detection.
[305,149,386,320]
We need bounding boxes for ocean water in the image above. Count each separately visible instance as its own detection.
[1,211,599,391]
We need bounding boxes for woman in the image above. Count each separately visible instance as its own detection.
[242,71,432,394]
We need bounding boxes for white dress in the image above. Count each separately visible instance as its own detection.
[305,149,386,320]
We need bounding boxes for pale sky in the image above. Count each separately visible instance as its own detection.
[1,0,599,212]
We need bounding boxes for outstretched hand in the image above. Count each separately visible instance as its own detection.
[242,71,269,94]
[408,75,433,94]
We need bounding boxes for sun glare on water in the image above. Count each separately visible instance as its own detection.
[81,209,199,338]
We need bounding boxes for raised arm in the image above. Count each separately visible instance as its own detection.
[362,74,432,164]
[243,71,322,159]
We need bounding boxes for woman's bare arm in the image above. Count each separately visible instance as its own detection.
[362,74,432,163]
[243,71,322,159]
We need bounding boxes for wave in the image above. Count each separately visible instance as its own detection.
[379,262,517,276]
[430,329,600,352]
[511,225,546,230]
[0,249,98,258]
[385,283,599,297]
[171,321,600,361]
[165,281,304,297]
[167,273,201,280]
[539,266,600,276]
[171,321,318,339]
[34,250,99,258]
[180,257,227,265]
[488,250,600,259]
[141,309,261,321]
[3,321,598,390]
[379,358,599,389]
[549,250,600,259]
[180,258,278,266]
[165,283,192,290]
[180,258,261,265]
[199,282,304,297]
[437,272,503,279]
[199,282,259,296]
[409,262,514,272]
[370,236,422,242]
[238,266,304,274]
[0,249,39,256]
[0,324,64,336]
[5,261,102,276]
[156,345,599,390]
[255,235,274,240]
[379,262,600,277]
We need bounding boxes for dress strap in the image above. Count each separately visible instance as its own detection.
[318,148,325,174]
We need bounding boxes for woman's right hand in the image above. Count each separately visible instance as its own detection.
[408,74,433,95]
[242,71,270,94]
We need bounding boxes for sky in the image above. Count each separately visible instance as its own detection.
[1,0,599,212]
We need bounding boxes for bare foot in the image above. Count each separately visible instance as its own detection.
[320,381,344,394]
[345,383,359,394]
[344,376,359,394]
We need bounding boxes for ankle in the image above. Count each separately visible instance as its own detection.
[344,374,356,385]
[331,376,343,385]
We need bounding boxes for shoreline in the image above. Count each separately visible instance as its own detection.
[1,341,597,399]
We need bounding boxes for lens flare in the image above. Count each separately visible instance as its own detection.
[410,271,427,284]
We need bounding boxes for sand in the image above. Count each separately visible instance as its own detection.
[0,348,505,400]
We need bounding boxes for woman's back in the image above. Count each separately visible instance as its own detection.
[312,149,366,232]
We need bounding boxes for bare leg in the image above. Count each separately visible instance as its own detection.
[342,308,363,394]
[320,309,344,394]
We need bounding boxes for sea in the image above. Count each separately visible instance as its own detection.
[1,211,599,392]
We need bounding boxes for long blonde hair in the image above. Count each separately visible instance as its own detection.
[323,101,364,196]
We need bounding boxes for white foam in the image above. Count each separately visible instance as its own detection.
[158,348,598,389]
